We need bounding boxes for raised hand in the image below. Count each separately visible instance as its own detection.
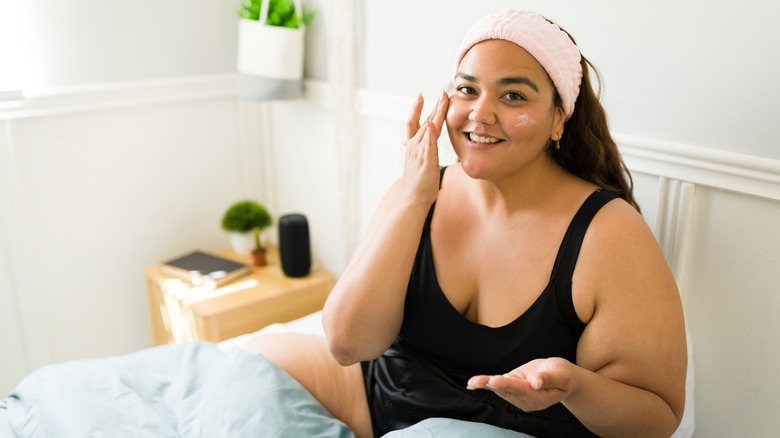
[401,91,449,208]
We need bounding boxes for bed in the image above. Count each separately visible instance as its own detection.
[0,311,694,437]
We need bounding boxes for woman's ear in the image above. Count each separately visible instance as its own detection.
[553,106,566,137]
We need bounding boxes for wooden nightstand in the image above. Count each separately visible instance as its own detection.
[145,246,335,345]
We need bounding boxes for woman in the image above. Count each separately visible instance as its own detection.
[245,9,687,438]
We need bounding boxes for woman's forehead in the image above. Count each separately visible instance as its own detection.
[457,40,553,88]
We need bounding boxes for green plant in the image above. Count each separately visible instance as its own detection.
[236,0,316,28]
[221,200,273,251]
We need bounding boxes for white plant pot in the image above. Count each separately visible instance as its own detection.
[235,9,306,100]
[229,232,255,257]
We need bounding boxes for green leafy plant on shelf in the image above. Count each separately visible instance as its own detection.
[221,200,273,252]
[237,0,316,28]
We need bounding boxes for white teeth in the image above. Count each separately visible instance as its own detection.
[469,133,500,144]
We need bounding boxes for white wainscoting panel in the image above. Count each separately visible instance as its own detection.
[681,187,780,436]
[0,120,45,394]
[0,235,28,394]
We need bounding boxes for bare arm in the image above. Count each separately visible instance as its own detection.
[323,92,450,365]
[468,200,688,437]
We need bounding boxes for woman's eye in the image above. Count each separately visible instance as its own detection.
[503,91,526,101]
[456,85,477,95]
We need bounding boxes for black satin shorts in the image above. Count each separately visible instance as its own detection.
[360,340,598,438]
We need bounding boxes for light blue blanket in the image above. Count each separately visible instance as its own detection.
[1,342,352,438]
[0,342,529,438]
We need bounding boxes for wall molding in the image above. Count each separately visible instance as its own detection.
[0,74,238,120]
[618,134,780,202]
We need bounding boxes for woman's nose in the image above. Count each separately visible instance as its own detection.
[468,98,497,125]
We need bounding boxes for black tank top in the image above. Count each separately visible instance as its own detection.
[362,167,617,437]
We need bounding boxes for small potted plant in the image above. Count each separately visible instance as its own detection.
[221,200,273,266]
[236,0,316,26]
[236,0,316,100]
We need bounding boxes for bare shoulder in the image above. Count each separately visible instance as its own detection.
[589,196,656,247]
[577,197,671,294]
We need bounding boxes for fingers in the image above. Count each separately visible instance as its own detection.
[406,94,423,140]
[424,119,438,160]
[468,360,569,394]
[408,122,428,161]
[406,120,438,163]
[466,375,491,390]
[429,91,449,135]
[405,91,450,141]
[467,374,527,391]
[467,371,539,392]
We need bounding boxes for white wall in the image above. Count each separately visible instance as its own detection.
[20,0,237,90]
[18,0,329,90]
[3,1,780,436]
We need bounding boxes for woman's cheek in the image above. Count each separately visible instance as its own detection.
[445,98,466,127]
[445,104,464,152]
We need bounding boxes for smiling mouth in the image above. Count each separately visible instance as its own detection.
[468,133,503,145]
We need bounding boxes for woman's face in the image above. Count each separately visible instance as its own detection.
[446,39,565,180]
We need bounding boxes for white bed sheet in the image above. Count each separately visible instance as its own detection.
[218,311,325,353]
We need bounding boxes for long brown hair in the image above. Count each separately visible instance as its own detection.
[549,35,639,211]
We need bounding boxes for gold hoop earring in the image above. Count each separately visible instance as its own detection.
[554,138,561,150]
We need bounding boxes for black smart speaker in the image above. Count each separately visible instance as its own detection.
[278,213,311,277]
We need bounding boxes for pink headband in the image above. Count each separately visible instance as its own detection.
[453,9,583,119]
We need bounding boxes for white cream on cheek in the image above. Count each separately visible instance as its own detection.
[514,113,537,127]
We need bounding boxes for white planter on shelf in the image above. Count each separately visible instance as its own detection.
[229,232,255,257]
